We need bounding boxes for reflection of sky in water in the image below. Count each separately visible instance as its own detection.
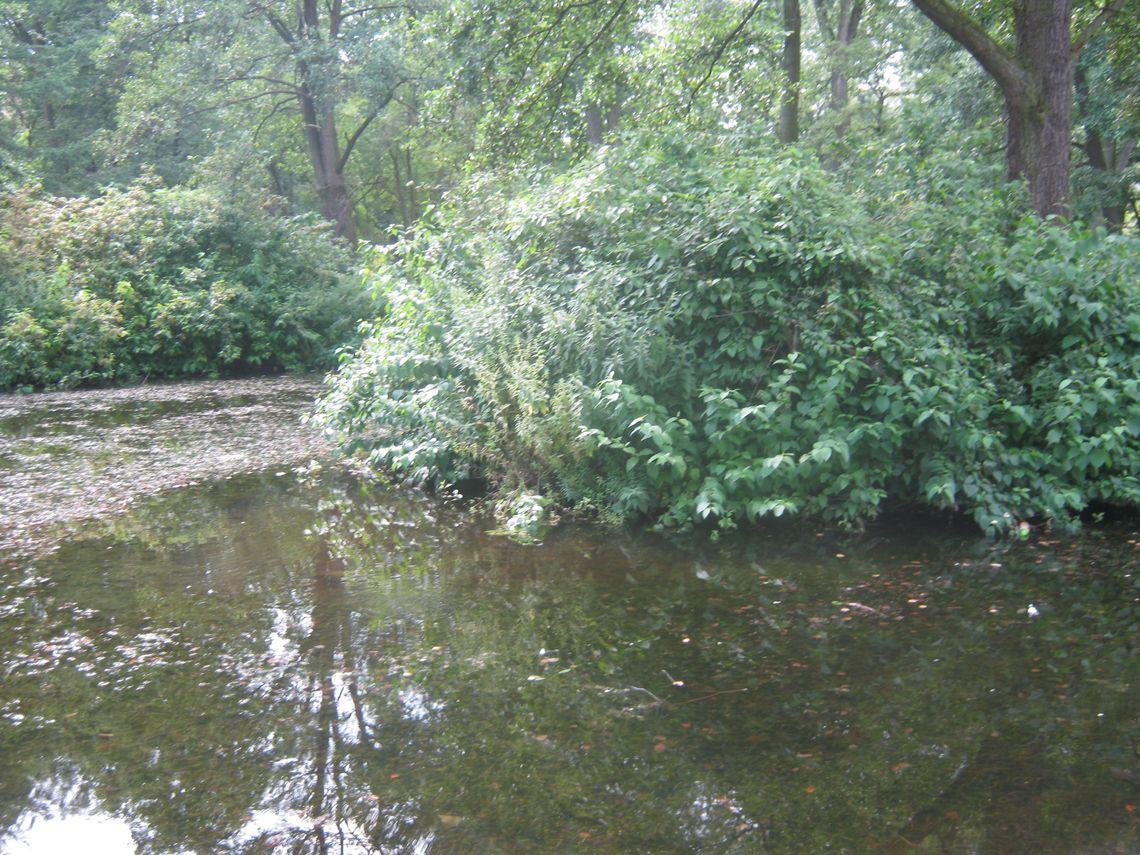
[397,684,443,722]
[224,808,383,854]
[5,812,139,855]
[3,771,169,855]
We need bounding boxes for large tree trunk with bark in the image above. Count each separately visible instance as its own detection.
[778,0,801,144]
[910,0,1124,220]
[1006,0,1073,219]
[299,84,356,244]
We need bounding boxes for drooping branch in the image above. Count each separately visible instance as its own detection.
[909,0,1031,102]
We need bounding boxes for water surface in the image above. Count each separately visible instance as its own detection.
[0,380,1136,854]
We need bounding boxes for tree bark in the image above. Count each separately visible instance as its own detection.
[1009,0,1073,219]
[298,82,356,244]
[586,103,605,145]
[778,0,801,144]
[258,0,360,244]
[585,103,621,145]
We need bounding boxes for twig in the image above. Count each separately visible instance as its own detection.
[846,601,888,618]
[629,686,664,703]
[676,687,750,705]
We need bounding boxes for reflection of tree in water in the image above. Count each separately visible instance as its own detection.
[0,474,1136,854]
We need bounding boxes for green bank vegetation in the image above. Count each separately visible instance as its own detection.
[315,135,1140,534]
[0,179,367,389]
[2,0,1138,531]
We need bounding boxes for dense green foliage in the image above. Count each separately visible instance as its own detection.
[317,135,1140,533]
[0,179,370,390]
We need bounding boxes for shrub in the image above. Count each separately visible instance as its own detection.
[0,179,371,390]
[316,133,1140,534]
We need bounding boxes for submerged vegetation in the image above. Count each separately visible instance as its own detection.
[316,135,1140,534]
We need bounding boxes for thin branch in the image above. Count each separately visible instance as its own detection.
[339,4,417,20]
[1072,0,1128,57]
[337,76,409,170]
[685,0,767,115]
[181,88,300,120]
[253,96,298,142]
[224,73,301,92]
[338,112,378,170]
[676,687,750,705]
[542,0,631,104]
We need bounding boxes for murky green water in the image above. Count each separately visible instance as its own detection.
[0,381,1137,854]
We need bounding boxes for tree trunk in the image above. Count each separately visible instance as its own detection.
[1076,61,1136,231]
[1083,132,1135,230]
[813,0,864,138]
[778,0,801,144]
[586,103,605,145]
[298,83,356,244]
[1010,0,1073,219]
[909,0,1116,220]
[585,103,621,145]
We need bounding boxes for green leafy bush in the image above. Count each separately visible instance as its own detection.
[316,134,1140,533]
[0,179,371,390]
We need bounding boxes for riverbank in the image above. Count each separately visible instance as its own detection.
[0,375,330,557]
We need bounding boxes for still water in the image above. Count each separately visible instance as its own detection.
[0,380,1136,854]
